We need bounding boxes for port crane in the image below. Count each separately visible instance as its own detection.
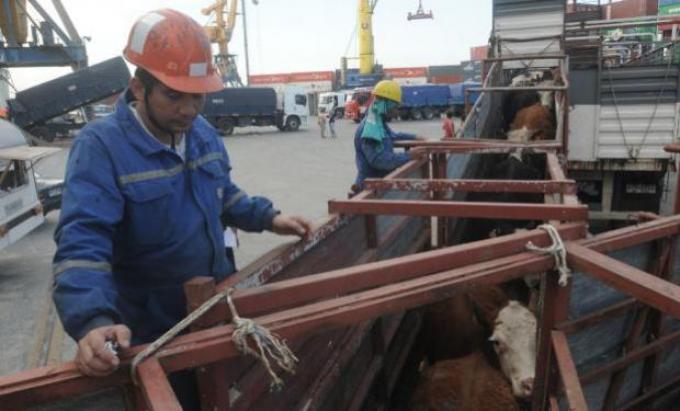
[201,0,259,87]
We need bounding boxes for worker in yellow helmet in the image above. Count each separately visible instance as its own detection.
[352,80,424,193]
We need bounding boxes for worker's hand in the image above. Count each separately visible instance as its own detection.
[409,147,428,159]
[271,214,314,238]
[75,325,131,377]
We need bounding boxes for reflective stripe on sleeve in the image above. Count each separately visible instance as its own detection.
[53,260,112,277]
[223,190,247,212]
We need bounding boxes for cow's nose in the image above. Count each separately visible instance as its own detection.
[521,377,534,396]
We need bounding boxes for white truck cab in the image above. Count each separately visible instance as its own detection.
[0,120,60,251]
[277,85,309,131]
[318,91,351,117]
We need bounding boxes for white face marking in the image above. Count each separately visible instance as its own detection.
[507,126,532,143]
[489,301,537,398]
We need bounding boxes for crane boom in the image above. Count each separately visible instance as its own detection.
[201,0,257,87]
[358,0,376,75]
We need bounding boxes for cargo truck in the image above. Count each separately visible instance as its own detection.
[202,86,309,135]
[398,84,452,120]
[448,81,481,116]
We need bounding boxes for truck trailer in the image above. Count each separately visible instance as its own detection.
[398,84,452,120]
[7,57,130,143]
[202,86,309,135]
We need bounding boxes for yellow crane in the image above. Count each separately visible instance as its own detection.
[358,0,378,75]
[201,0,259,87]
[356,0,432,76]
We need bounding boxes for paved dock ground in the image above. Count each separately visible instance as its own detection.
[0,116,452,382]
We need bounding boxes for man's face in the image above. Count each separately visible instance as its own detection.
[132,78,206,134]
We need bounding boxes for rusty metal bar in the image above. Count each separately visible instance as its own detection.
[551,331,588,411]
[580,330,680,385]
[221,224,585,319]
[565,243,680,317]
[546,153,579,204]
[363,178,576,194]
[664,144,680,214]
[183,277,231,411]
[222,215,350,289]
[484,53,567,62]
[4,216,680,408]
[329,199,588,222]
[579,214,680,254]
[395,139,563,150]
[469,86,568,92]
[431,152,447,247]
[136,359,181,411]
[639,237,677,407]
[531,272,562,411]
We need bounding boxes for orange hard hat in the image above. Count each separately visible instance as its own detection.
[123,9,224,94]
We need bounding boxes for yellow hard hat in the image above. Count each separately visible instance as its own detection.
[372,80,402,103]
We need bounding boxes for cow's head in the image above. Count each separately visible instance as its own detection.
[488,301,537,398]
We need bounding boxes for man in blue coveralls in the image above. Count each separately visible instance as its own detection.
[353,80,424,193]
[52,8,313,386]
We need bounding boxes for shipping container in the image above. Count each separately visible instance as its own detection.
[606,0,658,19]
[429,74,464,84]
[470,45,489,61]
[428,65,463,77]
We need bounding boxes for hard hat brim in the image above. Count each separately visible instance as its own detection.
[147,67,225,94]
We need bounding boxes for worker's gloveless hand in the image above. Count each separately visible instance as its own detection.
[75,324,131,377]
[409,147,428,159]
[271,214,314,238]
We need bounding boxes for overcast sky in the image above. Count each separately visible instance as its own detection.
[8,0,492,90]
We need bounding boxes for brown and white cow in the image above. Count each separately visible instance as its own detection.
[423,285,537,399]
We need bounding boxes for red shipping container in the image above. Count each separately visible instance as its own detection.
[470,45,488,62]
[606,0,657,19]
[430,74,464,84]
[384,67,428,78]
[289,71,334,82]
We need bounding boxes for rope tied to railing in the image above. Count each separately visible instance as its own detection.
[525,224,571,287]
[226,289,298,392]
[129,287,297,392]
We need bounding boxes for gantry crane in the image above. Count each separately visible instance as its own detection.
[201,0,258,87]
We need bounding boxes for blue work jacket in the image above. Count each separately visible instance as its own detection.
[353,119,417,190]
[53,90,277,344]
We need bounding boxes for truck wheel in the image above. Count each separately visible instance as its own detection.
[218,118,235,136]
[422,107,435,120]
[31,126,54,142]
[285,116,300,131]
[399,112,411,121]
[410,108,423,121]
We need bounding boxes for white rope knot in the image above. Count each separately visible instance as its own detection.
[226,289,298,392]
[525,224,571,287]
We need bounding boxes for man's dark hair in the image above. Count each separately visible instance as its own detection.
[446,109,454,119]
[134,67,160,94]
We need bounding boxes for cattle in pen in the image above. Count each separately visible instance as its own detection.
[422,285,537,399]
